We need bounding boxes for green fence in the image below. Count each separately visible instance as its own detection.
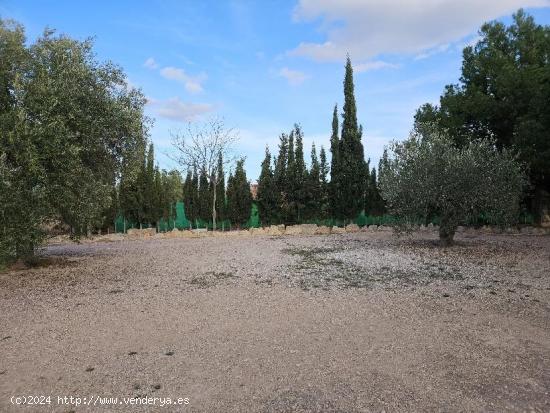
[115,202,533,233]
[158,201,191,231]
[115,201,260,233]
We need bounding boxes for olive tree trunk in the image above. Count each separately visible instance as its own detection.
[438,218,456,246]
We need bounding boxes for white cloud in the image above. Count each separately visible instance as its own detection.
[290,0,550,61]
[155,97,214,122]
[414,43,451,60]
[355,60,399,72]
[160,66,207,94]
[144,57,159,69]
[278,67,309,86]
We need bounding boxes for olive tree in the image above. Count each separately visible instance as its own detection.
[1,19,148,264]
[379,127,527,245]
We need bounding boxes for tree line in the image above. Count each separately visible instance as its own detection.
[117,140,253,229]
[1,9,547,263]
[256,57,385,226]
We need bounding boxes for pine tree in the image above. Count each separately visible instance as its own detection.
[340,56,367,220]
[319,146,330,218]
[329,104,341,218]
[227,159,252,228]
[257,146,277,225]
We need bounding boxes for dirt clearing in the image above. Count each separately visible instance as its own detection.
[1,232,549,412]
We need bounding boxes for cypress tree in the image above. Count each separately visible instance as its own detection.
[377,149,389,214]
[182,169,192,222]
[319,146,330,219]
[144,143,156,225]
[369,167,384,216]
[190,165,199,224]
[257,146,277,225]
[340,56,367,220]
[119,144,146,227]
[292,124,307,222]
[153,167,163,223]
[198,166,210,222]
[287,130,295,179]
[284,130,296,223]
[273,133,289,223]
[227,159,252,228]
[305,143,321,221]
[135,146,148,226]
[215,153,226,224]
[329,104,341,218]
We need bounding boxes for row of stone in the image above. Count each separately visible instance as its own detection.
[123,223,549,240]
[125,223,392,239]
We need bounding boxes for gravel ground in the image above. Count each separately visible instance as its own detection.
[1,231,549,412]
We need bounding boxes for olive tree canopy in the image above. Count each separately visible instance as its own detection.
[0,19,149,264]
[379,127,527,245]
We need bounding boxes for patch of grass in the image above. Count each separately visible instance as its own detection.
[189,275,212,288]
[282,247,338,258]
[205,271,237,279]
[2,256,76,272]
[189,271,237,288]
[283,246,370,289]
[283,244,465,290]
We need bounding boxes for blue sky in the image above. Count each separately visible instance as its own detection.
[2,0,550,180]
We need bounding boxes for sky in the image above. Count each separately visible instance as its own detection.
[2,0,550,180]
